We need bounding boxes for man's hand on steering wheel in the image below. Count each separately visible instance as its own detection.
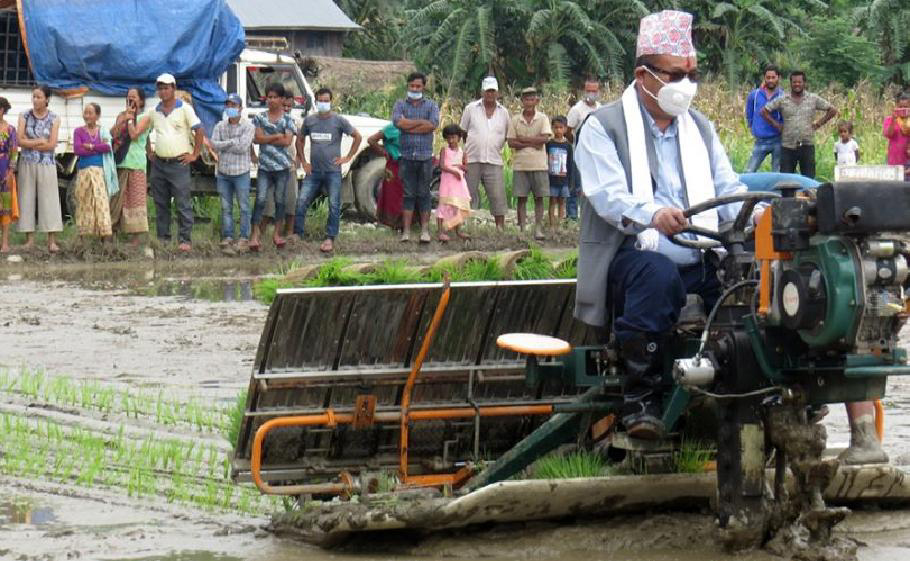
[652,207,688,236]
[667,191,781,250]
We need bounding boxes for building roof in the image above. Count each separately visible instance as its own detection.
[227,0,360,31]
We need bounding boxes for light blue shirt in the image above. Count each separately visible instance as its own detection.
[576,99,746,265]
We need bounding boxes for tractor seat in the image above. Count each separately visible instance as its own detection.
[678,294,707,326]
[496,333,572,357]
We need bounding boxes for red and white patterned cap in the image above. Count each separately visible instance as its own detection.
[636,10,696,58]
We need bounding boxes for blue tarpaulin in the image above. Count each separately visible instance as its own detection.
[20,0,245,135]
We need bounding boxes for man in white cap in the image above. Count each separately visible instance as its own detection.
[148,72,205,252]
[574,10,748,439]
[459,76,510,230]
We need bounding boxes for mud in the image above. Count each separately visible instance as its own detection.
[3,262,910,560]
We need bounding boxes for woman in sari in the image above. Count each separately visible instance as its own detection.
[110,88,151,244]
[0,96,18,253]
[368,123,404,230]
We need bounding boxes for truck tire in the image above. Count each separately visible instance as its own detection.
[353,157,386,222]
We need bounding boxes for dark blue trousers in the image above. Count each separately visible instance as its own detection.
[609,246,720,343]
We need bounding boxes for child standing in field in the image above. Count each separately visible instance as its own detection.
[883,91,910,180]
[546,116,573,229]
[834,120,860,166]
[435,124,471,242]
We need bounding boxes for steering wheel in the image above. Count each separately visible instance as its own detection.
[669,191,780,250]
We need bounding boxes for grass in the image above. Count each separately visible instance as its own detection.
[673,440,715,475]
[531,449,607,479]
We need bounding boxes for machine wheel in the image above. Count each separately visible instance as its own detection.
[353,157,386,222]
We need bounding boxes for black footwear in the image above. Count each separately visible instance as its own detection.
[620,333,668,440]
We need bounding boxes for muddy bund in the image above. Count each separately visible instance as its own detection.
[3,260,910,561]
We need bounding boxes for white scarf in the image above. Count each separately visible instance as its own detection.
[620,83,716,250]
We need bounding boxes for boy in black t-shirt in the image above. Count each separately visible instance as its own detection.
[545,116,573,229]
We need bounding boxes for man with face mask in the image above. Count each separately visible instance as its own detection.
[294,87,361,253]
[210,93,255,250]
[565,78,602,221]
[574,10,751,440]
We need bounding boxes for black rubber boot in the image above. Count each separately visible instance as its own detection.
[620,333,667,440]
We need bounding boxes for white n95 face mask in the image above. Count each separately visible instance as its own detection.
[642,67,697,116]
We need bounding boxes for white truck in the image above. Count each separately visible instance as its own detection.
[2,29,390,220]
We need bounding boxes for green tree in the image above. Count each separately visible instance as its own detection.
[521,0,636,84]
[796,17,884,87]
[405,0,525,99]
[336,0,409,60]
[854,0,910,85]
[689,0,826,85]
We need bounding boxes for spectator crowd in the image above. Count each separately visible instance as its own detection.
[1,67,910,256]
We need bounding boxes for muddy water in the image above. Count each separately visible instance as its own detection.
[2,262,910,560]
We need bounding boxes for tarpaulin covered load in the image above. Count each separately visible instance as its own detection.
[19,0,245,134]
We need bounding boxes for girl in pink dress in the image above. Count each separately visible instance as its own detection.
[435,124,471,242]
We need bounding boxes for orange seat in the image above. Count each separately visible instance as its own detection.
[496,333,571,357]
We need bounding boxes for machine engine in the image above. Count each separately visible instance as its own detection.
[765,182,910,358]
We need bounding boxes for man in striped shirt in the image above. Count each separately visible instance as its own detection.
[210,93,255,250]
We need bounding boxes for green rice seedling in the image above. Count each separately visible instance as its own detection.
[305,258,361,287]
[531,449,606,479]
[554,252,578,279]
[253,277,294,305]
[512,246,556,280]
[225,390,248,447]
[674,439,714,474]
[367,259,426,285]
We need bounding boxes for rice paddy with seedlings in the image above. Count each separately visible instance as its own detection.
[0,368,278,516]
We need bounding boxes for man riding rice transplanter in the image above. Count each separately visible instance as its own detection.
[573,10,887,464]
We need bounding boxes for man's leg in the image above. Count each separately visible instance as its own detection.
[482,164,507,230]
[417,158,433,240]
[513,171,529,230]
[802,145,817,179]
[294,172,322,238]
[324,171,343,246]
[216,174,235,241]
[271,169,289,244]
[770,139,782,172]
[236,172,251,241]
[399,159,417,241]
[150,159,172,241]
[745,139,770,173]
[173,163,194,246]
[465,163,482,211]
[610,248,686,440]
[840,401,888,465]
[250,172,271,246]
[532,172,548,239]
[780,147,797,174]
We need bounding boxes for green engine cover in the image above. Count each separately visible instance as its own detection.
[787,236,861,348]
